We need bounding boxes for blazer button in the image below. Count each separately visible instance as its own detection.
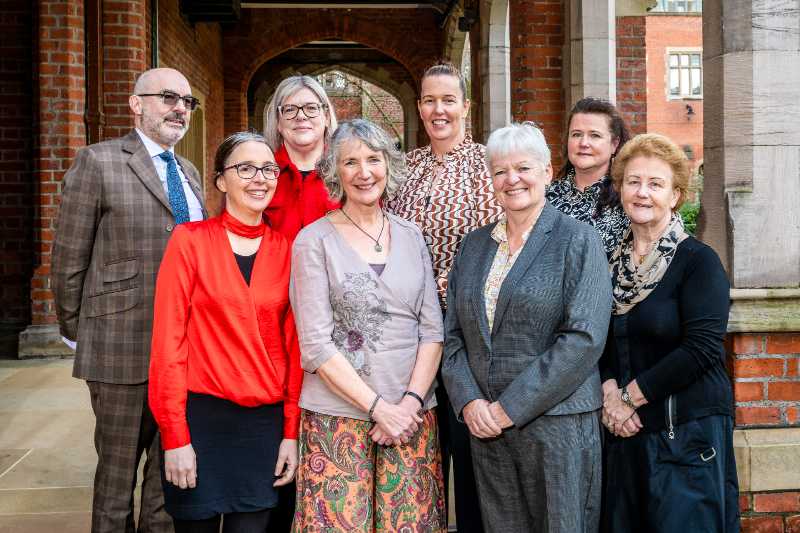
[166,223,175,232]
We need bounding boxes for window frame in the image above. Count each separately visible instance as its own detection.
[666,48,703,100]
[651,0,702,13]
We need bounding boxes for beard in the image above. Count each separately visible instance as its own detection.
[141,111,189,147]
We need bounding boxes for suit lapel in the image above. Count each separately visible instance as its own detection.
[490,203,558,337]
[470,224,499,348]
[123,131,172,213]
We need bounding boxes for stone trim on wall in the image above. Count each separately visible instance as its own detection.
[729,289,800,334]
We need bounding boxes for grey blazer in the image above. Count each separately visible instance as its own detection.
[52,130,206,384]
[441,203,612,428]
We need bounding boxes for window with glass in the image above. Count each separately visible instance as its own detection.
[668,52,702,98]
[651,0,702,12]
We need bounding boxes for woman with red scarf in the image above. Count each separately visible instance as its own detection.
[263,75,340,242]
[149,132,302,533]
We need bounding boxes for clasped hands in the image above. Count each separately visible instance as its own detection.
[601,379,644,438]
[463,399,513,439]
[369,395,424,446]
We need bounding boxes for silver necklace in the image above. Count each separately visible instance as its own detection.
[340,208,386,252]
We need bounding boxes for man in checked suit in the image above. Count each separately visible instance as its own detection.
[52,68,205,533]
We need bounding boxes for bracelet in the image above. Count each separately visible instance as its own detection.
[620,387,636,410]
[404,390,425,409]
[368,394,382,420]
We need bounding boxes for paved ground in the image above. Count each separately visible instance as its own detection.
[0,358,458,532]
[0,358,94,531]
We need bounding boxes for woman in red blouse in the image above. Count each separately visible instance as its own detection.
[263,75,341,242]
[149,131,302,533]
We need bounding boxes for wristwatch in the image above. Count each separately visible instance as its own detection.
[620,387,636,410]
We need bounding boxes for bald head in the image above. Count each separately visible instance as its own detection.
[133,68,190,96]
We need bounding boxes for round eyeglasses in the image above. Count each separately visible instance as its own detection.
[136,91,200,111]
[221,163,280,180]
[278,102,328,120]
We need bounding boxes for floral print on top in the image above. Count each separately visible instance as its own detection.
[546,169,629,258]
[388,136,502,306]
[484,219,534,330]
[330,272,391,377]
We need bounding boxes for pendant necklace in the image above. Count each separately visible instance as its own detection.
[340,208,386,252]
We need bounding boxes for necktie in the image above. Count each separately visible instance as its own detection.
[158,151,190,224]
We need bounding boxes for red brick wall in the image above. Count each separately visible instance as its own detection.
[154,0,225,212]
[740,491,800,533]
[33,0,86,328]
[509,0,565,167]
[645,14,703,169]
[0,0,35,350]
[729,333,800,428]
[616,16,647,135]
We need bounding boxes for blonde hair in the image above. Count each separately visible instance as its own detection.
[610,133,691,212]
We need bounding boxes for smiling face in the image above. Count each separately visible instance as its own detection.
[490,151,553,216]
[567,112,619,176]
[620,155,680,229]
[418,74,470,146]
[336,139,387,208]
[130,69,192,149]
[276,87,329,153]
[216,141,278,223]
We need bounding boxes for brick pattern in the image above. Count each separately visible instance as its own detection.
[616,16,647,135]
[740,490,800,533]
[33,0,86,327]
[729,333,800,427]
[509,0,564,168]
[0,0,35,346]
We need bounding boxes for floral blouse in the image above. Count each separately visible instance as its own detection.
[484,219,533,330]
[388,136,502,306]
[546,169,629,258]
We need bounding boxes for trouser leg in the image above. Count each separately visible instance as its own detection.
[139,404,173,532]
[222,509,273,533]
[87,381,172,533]
[172,516,221,533]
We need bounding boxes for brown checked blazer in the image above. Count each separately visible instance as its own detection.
[53,130,206,385]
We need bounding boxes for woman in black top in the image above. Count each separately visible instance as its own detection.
[546,97,631,257]
[599,133,739,533]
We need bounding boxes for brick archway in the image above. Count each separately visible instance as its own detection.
[221,9,444,136]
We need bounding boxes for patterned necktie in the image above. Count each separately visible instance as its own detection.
[158,151,190,224]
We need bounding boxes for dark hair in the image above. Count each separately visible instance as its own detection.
[213,131,272,192]
[420,61,468,101]
[556,97,631,217]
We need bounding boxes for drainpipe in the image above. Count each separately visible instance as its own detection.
[151,0,159,67]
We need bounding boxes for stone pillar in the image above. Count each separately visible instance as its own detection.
[567,0,616,106]
[479,0,510,141]
[703,1,800,530]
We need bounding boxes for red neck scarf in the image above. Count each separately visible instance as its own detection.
[221,210,266,239]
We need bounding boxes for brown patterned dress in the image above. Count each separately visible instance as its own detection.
[388,136,503,307]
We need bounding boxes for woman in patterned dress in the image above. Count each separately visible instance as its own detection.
[388,62,500,533]
[290,119,446,532]
[547,97,632,257]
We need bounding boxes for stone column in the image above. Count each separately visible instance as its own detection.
[479,0,510,141]
[567,0,616,107]
[703,1,800,530]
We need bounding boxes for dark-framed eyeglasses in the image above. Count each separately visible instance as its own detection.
[136,91,201,111]
[278,102,327,120]
[221,162,280,180]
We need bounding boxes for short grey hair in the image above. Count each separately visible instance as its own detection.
[485,122,551,170]
[263,75,338,151]
[318,119,407,204]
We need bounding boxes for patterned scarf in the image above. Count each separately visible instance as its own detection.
[610,214,688,315]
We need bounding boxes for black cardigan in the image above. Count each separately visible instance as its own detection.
[599,236,734,433]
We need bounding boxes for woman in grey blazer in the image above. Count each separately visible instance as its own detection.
[441,122,612,533]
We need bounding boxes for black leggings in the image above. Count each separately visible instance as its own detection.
[173,509,272,533]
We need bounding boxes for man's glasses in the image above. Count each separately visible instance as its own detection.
[278,102,327,120]
[136,91,201,111]
[221,163,280,180]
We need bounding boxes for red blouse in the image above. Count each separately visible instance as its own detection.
[264,144,340,242]
[149,216,302,450]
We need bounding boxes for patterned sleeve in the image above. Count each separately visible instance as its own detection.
[471,157,503,227]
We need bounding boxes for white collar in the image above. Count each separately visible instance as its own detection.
[135,128,174,158]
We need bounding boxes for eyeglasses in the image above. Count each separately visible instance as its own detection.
[222,163,280,180]
[278,102,327,120]
[136,91,201,111]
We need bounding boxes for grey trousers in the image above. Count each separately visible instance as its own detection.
[470,410,602,533]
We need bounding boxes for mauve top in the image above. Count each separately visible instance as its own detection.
[289,212,443,420]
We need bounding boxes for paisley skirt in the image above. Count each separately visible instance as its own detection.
[293,409,446,532]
